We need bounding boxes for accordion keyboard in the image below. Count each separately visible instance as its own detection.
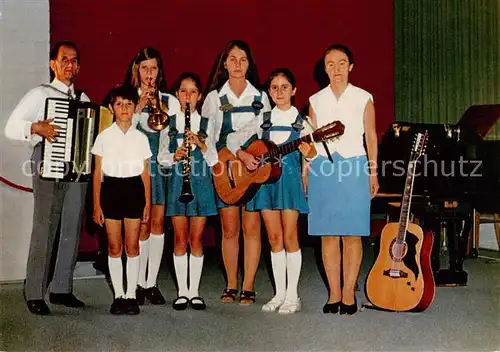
[42,99,73,179]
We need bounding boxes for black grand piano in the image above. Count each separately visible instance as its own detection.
[373,105,500,286]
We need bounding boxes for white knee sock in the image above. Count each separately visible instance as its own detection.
[285,249,302,301]
[173,253,188,297]
[188,254,204,298]
[125,256,139,299]
[108,256,124,298]
[146,233,164,288]
[138,238,150,288]
[271,250,287,300]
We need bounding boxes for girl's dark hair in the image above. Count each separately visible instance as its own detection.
[123,47,167,92]
[265,68,297,106]
[323,43,355,65]
[49,41,80,81]
[172,72,203,94]
[172,72,204,112]
[265,68,297,90]
[205,40,261,96]
[108,84,139,106]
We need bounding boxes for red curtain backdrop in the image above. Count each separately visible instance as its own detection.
[50,0,394,253]
[50,0,393,131]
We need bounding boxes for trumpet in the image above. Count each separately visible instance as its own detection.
[178,101,194,204]
[145,77,169,131]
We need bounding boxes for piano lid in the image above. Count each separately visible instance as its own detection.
[458,105,500,140]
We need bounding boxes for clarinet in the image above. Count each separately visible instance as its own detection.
[178,102,194,204]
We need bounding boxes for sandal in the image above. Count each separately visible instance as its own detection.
[189,297,206,310]
[172,296,189,311]
[220,288,238,303]
[239,290,256,305]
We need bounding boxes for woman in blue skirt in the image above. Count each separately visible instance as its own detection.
[158,73,218,310]
[302,44,379,315]
[124,47,181,305]
[247,69,310,315]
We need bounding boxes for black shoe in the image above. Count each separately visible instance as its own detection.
[110,298,127,315]
[145,286,166,305]
[340,298,358,315]
[49,293,85,307]
[189,297,206,310]
[323,301,341,314]
[136,286,146,306]
[172,296,189,311]
[27,300,50,315]
[125,298,140,315]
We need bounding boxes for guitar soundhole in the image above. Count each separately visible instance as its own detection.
[390,238,408,261]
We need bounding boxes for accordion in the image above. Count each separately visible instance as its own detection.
[40,98,113,182]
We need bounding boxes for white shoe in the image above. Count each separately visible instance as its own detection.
[262,297,285,312]
[278,298,301,315]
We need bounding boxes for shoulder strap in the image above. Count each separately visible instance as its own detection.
[291,113,305,131]
[219,94,230,106]
[167,114,179,153]
[39,84,70,97]
[261,111,272,131]
[198,116,209,139]
[251,92,264,116]
[160,94,169,108]
[168,114,178,138]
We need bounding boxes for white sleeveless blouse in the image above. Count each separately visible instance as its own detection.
[309,83,373,158]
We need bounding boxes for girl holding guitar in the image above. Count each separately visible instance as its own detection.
[302,44,379,315]
[157,73,218,310]
[246,68,310,314]
[124,47,181,306]
[202,40,271,305]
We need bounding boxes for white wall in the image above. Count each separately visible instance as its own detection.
[0,0,49,281]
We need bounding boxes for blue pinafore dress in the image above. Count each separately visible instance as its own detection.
[136,94,170,205]
[246,112,309,213]
[165,114,217,217]
[215,93,264,208]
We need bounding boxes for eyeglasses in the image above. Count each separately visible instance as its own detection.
[269,85,292,93]
[58,57,80,66]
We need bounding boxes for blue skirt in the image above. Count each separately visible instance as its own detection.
[246,152,308,213]
[137,126,167,205]
[308,153,371,236]
[166,148,218,217]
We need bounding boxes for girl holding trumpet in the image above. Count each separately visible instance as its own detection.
[158,72,218,310]
[124,47,181,305]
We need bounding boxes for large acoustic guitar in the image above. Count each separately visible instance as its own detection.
[212,120,345,205]
[366,131,435,312]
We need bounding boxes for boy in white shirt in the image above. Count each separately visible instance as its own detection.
[91,84,152,315]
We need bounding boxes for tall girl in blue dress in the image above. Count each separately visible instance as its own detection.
[157,73,218,310]
[124,47,181,305]
[246,69,310,315]
[202,40,271,305]
[302,44,379,315]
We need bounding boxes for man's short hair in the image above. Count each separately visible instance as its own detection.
[50,41,81,62]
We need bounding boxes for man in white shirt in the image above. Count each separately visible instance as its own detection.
[4,41,89,315]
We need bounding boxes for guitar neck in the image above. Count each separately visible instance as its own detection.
[397,160,417,241]
[264,134,314,160]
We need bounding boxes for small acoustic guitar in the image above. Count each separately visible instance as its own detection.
[212,120,345,205]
